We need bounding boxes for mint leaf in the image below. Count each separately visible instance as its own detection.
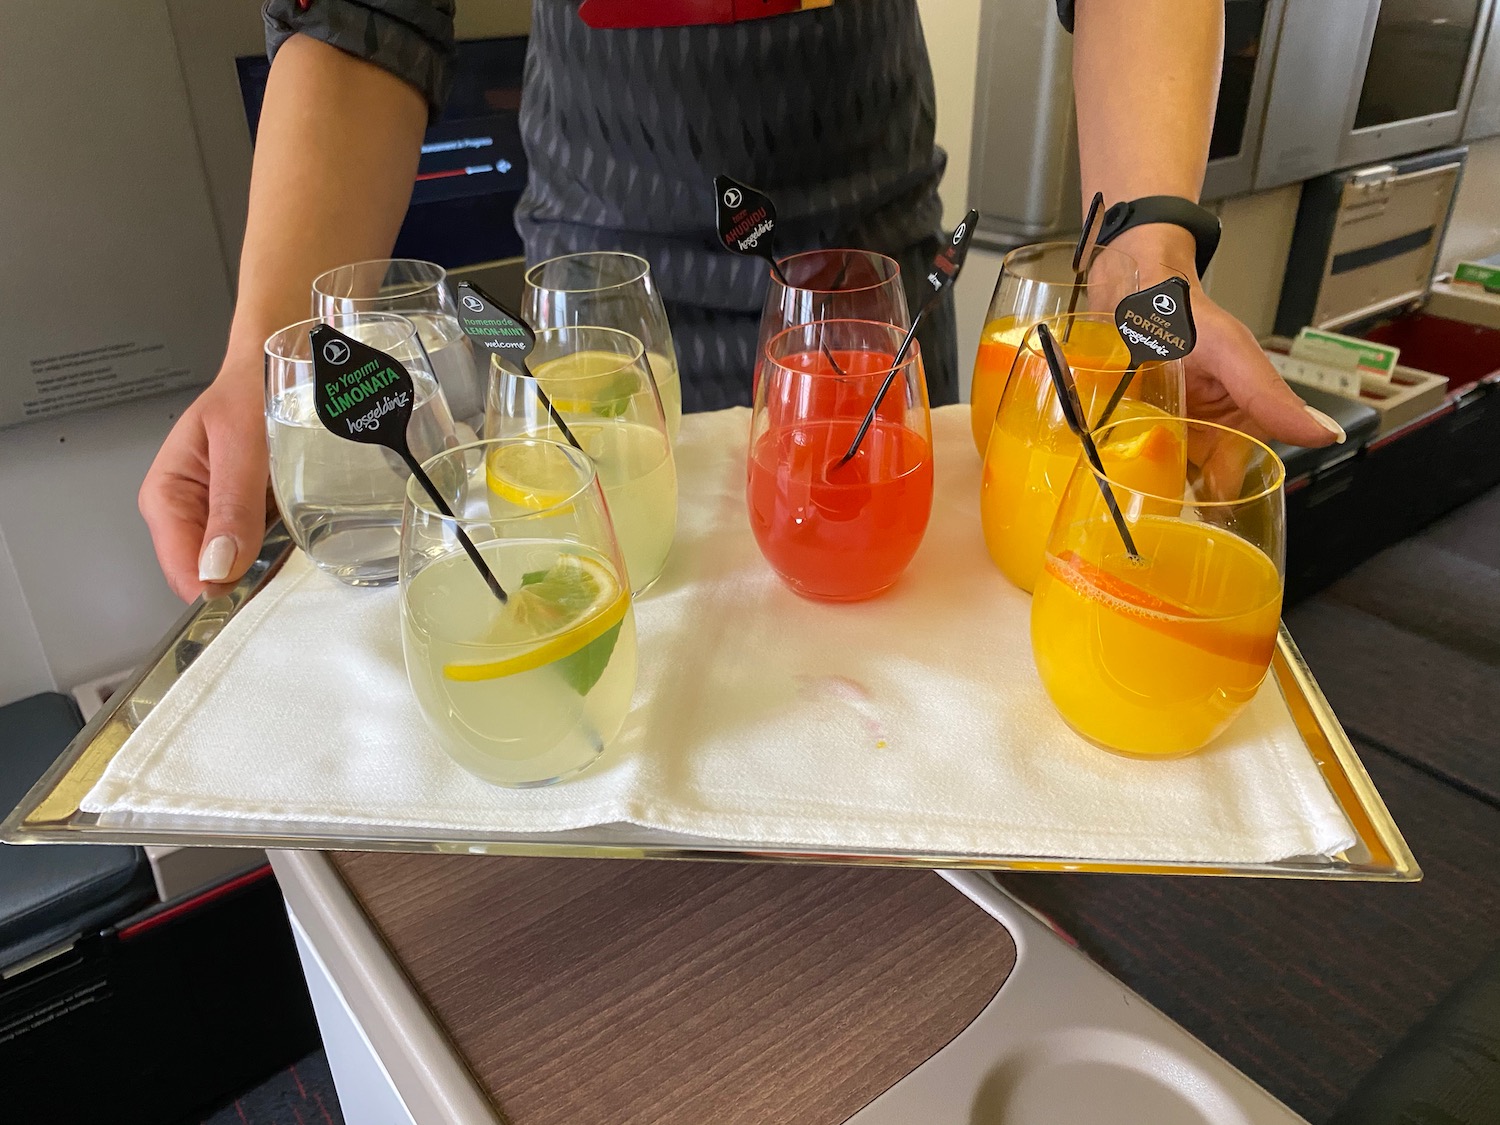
[520,568,549,586]
[553,621,622,695]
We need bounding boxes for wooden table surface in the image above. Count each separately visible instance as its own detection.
[331,854,1016,1125]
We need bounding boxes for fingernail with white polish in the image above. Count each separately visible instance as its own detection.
[198,535,237,583]
[1305,405,1347,444]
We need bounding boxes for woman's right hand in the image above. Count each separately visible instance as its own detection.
[139,365,271,602]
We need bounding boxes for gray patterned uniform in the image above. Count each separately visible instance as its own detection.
[266,0,1067,409]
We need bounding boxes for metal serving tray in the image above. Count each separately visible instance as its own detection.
[2,528,1418,880]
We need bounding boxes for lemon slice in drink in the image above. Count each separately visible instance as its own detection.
[443,554,628,682]
[486,442,580,510]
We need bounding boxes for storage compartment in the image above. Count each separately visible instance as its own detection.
[1361,310,1500,390]
[1272,147,1500,599]
[1360,311,1500,503]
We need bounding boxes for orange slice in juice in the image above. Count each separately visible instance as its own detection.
[1052,550,1200,618]
[1049,549,1274,667]
[1100,422,1185,499]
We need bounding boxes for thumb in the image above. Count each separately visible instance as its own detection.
[197,417,269,587]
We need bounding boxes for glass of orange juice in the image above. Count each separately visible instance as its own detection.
[969,242,1138,455]
[980,312,1184,593]
[1031,417,1286,758]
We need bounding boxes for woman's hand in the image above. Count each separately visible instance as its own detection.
[139,366,271,602]
[1183,283,1346,447]
[1106,225,1346,448]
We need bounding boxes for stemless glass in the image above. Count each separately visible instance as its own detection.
[969,242,1139,454]
[484,325,677,595]
[1031,417,1286,758]
[754,249,911,398]
[265,312,456,586]
[312,259,485,434]
[748,318,933,601]
[980,311,1185,593]
[522,251,683,442]
[401,438,637,787]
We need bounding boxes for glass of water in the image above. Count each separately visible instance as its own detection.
[522,252,683,441]
[312,259,485,436]
[265,312,457,586]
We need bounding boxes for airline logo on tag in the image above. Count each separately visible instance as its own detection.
[1114,276,1196,365]
[454,282,535,357]
[924,210,978,295]
[714,174,776,254]
[309,325,415,446]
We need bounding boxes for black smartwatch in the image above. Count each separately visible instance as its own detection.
[1094,196,1222,278]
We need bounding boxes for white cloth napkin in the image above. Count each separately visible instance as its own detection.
[84,406,1356,863]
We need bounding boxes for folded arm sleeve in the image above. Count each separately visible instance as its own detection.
[263,0,457,122]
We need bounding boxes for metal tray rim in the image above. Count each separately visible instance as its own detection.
[1,530,1420,881]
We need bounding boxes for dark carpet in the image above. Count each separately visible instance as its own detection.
[1001,483,1500,1124]
[199,1049,343,1125]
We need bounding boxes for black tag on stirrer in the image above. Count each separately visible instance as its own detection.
[454,282,535,363]
[1114,276,1197,367]
[309,325,415,447]
[922,209,978,299]
[713,174,778,261]
[309,323,510,602]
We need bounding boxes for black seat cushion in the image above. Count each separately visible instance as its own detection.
[1329,944,1500,1125]
[1287,487,1500,806]
[0,693,154,969]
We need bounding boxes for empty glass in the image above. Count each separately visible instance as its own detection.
[969,241,1139,455]
[401,438,636,786]
[522,252,683,441]
[484,325,677,595]
[312,259,485,435]
[754,249,911,399]
[265,312,456,586]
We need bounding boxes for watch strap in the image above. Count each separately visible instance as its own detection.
[1095,195,1222,278]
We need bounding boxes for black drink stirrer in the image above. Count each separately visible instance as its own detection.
[833,209,978,469]
[1062,191,1106,343]
[1094,275,1196,429]
[309,324,508,603]
[713,173,848,376]
[1034,322,1141,561]
[452,281,583,452]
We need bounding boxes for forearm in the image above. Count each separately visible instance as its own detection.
[222,34,427,378]
[1072,0,1223,278]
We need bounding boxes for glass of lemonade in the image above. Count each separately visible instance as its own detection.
[970,241,1138,455]
[484,325,677,595]
[265,312,456,586]
[747,319,933,601]
[980,312,1184,593]
[312,259,485,435]
[401,438,637,786]
[754,249,910,400]
[522,251,683,442]
[1032,417,1286,758]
